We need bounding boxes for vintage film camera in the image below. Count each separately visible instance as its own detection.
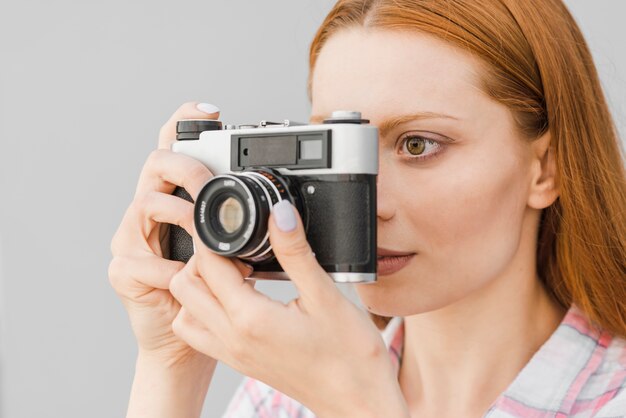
[167,110,378,283]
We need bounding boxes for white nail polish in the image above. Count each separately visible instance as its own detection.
[196,103,220,114]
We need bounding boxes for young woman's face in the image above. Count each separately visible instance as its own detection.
[310,28,539,317]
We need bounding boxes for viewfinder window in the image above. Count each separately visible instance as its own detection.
[300,139,323,160]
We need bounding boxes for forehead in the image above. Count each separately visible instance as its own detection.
[311,28,485,118]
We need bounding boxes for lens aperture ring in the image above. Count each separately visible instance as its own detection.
[238,170,295,262]
[251,170,291,202]
[237,172,274,259]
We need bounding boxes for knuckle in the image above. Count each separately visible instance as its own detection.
[146,148,166,168]
[232,309,259,339]
[158,125,170,141]
[108,256,126,290]
[110,206,137,256]
[168,270,183,295]
[165,259,184,276]
[171,312,185,336]
[110,233,121,256]
[169,268,193,295]
[281,236,312,258]
[363,339,387,362]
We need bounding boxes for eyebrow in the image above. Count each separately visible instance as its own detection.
[309,112,459,137]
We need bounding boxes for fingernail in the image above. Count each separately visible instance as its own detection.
[273,200,297,232]
[242,262,254,277]
[196,103,220,114]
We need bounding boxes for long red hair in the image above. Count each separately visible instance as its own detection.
[308,0,626,336]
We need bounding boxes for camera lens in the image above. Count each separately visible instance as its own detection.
[194,169,293,263]
[216,196,245,234]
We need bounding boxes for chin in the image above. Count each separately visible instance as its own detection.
[354,282,418,317]
[355,279,465,318]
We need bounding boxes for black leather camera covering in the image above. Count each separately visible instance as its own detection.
[298,176,374,266]
[168,186,195,263]
[167,174,377,274]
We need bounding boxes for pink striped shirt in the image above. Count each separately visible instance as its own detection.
[222,304,626,417]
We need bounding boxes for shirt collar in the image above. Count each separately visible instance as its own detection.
[486,304,613,416]
[381,304,613,417]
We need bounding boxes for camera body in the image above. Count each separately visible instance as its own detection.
[168,111,378,283]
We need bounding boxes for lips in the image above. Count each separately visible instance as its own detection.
[377,248,416,276]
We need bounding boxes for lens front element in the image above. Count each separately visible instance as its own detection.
[217,196,244,234]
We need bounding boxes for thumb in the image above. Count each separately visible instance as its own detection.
[267,200,336,304]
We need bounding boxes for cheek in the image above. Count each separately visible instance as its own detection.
[360,143,531,316]
[423,152,528,258]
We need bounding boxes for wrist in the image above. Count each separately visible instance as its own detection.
[316,358,410,418]
[325,386,409,418]
[127,351,217,418]
[137,346,216,370]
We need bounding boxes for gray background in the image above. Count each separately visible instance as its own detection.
[0,1,624,417]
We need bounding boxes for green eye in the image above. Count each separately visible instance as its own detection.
[399,134,444,161]
[406,137,426,155]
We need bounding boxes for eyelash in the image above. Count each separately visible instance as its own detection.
[397,134,445,162]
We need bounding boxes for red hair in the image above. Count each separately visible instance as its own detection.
[308,0,626,336]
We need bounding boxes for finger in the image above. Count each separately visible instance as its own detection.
[192,234,269,315]
[232,259,255,280]
[171,307,229,361]
[169,257,231,335]
[113,191,195,254]
[134,149,213,200]
[109,254,185,291]
[136,191,195,238]
[267,200,336,306]
[111,191,194,256]
[158,101,220,149]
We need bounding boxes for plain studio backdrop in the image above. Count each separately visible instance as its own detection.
[0,1,624,417]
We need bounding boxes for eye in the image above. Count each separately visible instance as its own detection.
[398,134,443,161]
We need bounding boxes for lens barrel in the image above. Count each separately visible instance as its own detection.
[194,169,293,263]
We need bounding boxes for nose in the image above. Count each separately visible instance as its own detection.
[376,159,395,222]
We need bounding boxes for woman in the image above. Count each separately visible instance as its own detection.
[109,0,626,416]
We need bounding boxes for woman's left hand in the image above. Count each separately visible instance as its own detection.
[168,200,409,417]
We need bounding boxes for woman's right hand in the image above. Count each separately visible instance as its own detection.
[108,102,250,367]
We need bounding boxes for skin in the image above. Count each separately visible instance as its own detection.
[109,103,227,418]
[110,102,409,418]
[110,27,566,418]
[310,28,565,416]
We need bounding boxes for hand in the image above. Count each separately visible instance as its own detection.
[168,200,409,417]
[108,101,252,367]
